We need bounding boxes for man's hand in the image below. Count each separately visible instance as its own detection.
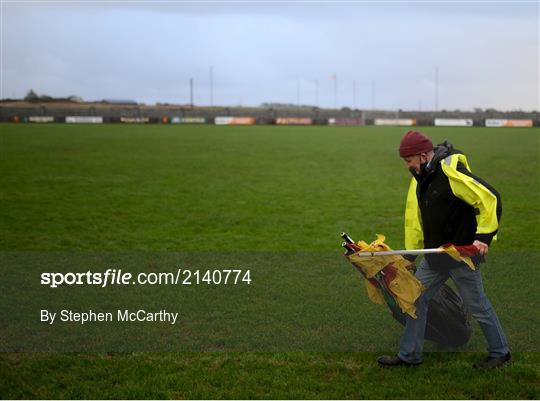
[473,240,489,256]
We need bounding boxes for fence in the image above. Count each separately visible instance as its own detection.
[1,103,538,126]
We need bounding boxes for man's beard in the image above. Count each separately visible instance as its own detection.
[409,162,429,179]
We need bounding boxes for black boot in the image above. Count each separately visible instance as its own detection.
[377,355,421,367]
[473,352,511,369]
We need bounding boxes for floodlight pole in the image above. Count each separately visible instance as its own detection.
[190,78,194,109]
[371,80,375,111]
[210,66,214,107]
[353,80,357,109]
[435,66,439,111]
[333,74,338,109]
[297,79,300,109]
[315,79,319,108]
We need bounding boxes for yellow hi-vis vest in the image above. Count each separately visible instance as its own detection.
[404,153,499,251]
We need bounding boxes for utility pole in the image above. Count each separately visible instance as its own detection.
[371,80,375,110]
[190,78,194,108]
[353,80,357,109]
[315,79,319,108]
[435,66,439,111]
[297,79,300,109]
[210,66,214,107]
[333,74,338,109]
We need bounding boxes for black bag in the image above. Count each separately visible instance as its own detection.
[341,233,472,347]
[390,283,472,347]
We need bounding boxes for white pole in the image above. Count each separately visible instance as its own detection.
[352,248,444,257]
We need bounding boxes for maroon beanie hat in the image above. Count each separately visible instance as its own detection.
[399,130,434,157]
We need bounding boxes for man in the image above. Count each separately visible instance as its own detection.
[377,130,510,369]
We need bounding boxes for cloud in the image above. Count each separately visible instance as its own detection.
[2,1,538,110]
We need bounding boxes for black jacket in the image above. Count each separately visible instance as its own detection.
[406,142,502,269]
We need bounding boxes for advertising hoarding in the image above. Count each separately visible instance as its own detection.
[275,117,313,125]
[170,117,207,124]
[434,118,473,127]
[374,118,416,126]
[66,116,103,123]
[28,116,55,123]
[485,119,533,127]
[328,118,364,126]
[120,117,150,123]
[215,117,256,125]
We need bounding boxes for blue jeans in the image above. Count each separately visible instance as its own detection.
[398,258,509,364]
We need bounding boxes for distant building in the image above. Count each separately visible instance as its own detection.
[68,96,84,103]
[102,99,138,105]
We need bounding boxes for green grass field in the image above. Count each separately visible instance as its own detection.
[1,123,539,399]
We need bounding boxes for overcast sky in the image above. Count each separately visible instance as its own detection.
[2,1,539,111]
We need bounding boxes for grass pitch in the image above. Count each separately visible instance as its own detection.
[0,123,539,398]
